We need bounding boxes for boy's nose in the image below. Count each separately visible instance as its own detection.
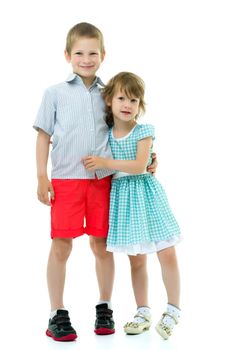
[82,55,91,63]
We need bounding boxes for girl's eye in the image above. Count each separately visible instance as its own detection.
[118,97,124,101]
[131,99,138,103]
[75,52,82,55]
[90,52,98,55]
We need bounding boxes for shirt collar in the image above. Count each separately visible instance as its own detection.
[65,73,104,88]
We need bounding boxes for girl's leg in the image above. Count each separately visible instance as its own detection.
[89,236,115,301]
[157,246,180,307]
[124,255,151,334]
[128,254,149,307]
[156,246,180,339]
[47,238,73,310]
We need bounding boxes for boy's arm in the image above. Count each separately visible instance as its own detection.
[36,129,54,206]
[83,137,153,174]
[147,152,158,174]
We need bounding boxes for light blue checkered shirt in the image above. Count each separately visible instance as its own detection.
[33,73,114,179]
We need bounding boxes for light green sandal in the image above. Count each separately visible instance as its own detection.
[124,312,152,335]
[155,312,178,340]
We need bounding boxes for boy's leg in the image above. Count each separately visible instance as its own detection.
[47,238,73,310]
[89,236,115,334]
[89,237,115,301]
[86,176,114,334]
[156,246,180,339]
[124,255,152,335]
[47,179,87,341]
[46,238,77,341]
[86,176,113,301]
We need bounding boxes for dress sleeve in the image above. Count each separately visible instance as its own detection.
[136,124,155,141]
[33,88,56,136]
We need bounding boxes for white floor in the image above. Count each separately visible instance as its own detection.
[1,233,231,350]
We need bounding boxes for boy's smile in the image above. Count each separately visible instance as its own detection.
[65,37,104,87]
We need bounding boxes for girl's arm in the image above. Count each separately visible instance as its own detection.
[83,137,153,174]
[36,129,54,206]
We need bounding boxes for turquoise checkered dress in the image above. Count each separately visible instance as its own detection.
[106,124,181,255]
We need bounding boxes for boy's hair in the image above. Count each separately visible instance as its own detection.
[102,72,146,127]
[66,22,105,56]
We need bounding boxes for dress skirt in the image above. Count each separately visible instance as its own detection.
[106,174,181,254]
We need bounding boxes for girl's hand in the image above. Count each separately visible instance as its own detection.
[83,156,106,171]
[147,152,158,174]
[37,176,55,206]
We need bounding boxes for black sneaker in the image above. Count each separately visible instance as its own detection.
[94,303,115,335]
[46,309,77,341]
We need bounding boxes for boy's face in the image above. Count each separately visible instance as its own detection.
[109,90,140,123]
[65,37,104,87]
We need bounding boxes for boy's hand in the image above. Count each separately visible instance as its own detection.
[147,152,158,174]
[83,156,106,171]
[37,176,55,206]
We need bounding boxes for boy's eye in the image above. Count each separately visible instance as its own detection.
[75,52,82,55]
[90,52,98,55]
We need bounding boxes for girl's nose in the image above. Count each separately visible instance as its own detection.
[124,101,131,109]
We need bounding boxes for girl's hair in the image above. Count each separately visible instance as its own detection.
[102,72,146,127]
[65,22,105,56]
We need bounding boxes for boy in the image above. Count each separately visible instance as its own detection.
[34,22,156,341]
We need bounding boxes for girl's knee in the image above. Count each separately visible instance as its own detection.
[129,255,147,270]
[158,246,177,265]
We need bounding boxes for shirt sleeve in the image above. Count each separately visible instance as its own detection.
[33,88,56,136]
[136,124,155,141]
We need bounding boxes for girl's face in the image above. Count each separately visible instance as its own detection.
[109,89,140,123]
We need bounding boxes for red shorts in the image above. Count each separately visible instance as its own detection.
[50,177,111,239]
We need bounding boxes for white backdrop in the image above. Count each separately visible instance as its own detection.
[0,0,232,349]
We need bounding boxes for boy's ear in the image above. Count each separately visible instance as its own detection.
[64,50,71,63]
[101,51,106,62]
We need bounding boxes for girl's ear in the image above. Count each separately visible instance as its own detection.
[64,50,71,63]
[105,96,112,106]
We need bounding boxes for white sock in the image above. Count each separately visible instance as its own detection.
[162,304,180,328]
[134,306,151,324]
[97,300,112,310]
[50,308,66,319]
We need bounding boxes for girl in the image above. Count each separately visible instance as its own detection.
[83,72,181,340]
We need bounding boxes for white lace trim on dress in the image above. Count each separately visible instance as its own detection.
[107,236,182,255]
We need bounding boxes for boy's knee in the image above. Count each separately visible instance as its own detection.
[51,238,72,262]
[89,237,108,259]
